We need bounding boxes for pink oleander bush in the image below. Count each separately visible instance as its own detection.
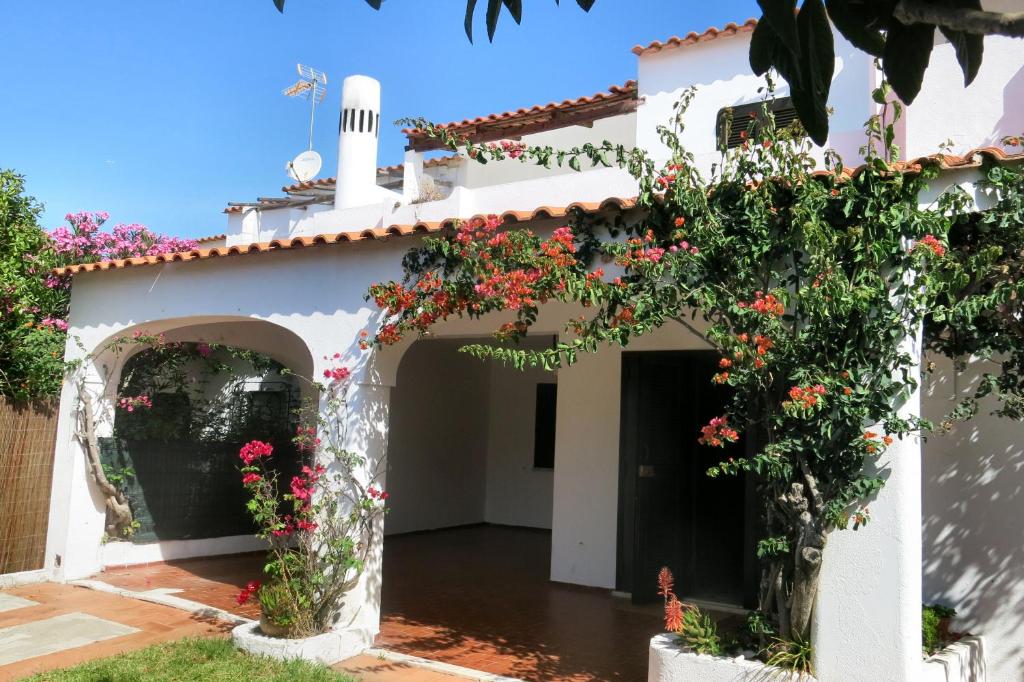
[1,174,198,400]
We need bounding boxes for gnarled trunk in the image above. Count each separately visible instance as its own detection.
[762,472,827,642]
[79,393,134,538]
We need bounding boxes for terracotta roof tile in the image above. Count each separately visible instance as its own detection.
[810,146,1024,179]
[58,147,1024,277]
[278,155,461,196]
[55,197,639,276]
[402,81,639,150]
[195,233,227,244]
[632,19,758,56]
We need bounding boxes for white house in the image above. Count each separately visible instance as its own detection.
[43,17,1024,682]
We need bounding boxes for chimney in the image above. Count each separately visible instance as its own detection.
[335,75,381,210]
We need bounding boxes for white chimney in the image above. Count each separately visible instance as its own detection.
[335,75,382,210]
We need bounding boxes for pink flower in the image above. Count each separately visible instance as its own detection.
[290,476,312,501]
[323,366,351,382]
[195,342,212,358]
[239,440,273,465]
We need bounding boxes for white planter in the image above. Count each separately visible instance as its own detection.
[921,636,986,682]
[648,634,812,682]
[231,620,372,665]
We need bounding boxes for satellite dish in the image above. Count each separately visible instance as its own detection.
[287,150,322,182]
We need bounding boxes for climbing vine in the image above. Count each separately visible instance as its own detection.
[366,84,1024,647]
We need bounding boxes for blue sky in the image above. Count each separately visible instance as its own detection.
[1,1,759,239]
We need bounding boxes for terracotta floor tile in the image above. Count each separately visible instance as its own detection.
[90,526,663,681]
[0,583,230,680]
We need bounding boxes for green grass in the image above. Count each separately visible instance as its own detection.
[24,637,359,682]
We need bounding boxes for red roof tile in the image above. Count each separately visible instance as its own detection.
[278,155,461,196]
[632,19,758,56]
[402,81,639,151]
[58,147,1024,277]
[55,197,638,276]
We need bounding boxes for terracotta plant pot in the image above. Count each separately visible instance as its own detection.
[259,613,296,638]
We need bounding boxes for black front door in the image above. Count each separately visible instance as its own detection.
[617,351,756,606]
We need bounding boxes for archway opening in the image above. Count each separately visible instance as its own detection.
[379,335,563,675]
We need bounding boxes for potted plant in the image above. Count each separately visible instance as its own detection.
[230,359,388,663]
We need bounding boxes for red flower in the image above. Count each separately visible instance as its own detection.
[239,440,273,465]
[241,473,262,485]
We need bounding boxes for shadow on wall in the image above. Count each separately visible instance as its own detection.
[922,355,1024,681]
[995,65,1024,146]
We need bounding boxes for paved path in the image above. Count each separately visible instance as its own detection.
[0,583,480,681]
[0,582,229,679]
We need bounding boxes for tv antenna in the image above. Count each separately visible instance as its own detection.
[283,64,327,182]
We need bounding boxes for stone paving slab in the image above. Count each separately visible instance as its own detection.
[0,583,231,679]
[0,593,38,613]
[0,612,138,666]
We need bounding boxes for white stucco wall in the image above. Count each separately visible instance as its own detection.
[636,31,875,173]
[922,354,1024,682]
[905,35,1024,159]
[384,334,556,535]
[483,338,555,530]
[383,339,490,535]
[461,113,637,189]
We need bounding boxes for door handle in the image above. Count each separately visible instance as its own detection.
[638,464,656,478]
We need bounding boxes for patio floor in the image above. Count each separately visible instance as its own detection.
[94,525,664,681]
[0,582,231,679]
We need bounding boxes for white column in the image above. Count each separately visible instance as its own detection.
[813,325,923,681]
[43,362,109,580]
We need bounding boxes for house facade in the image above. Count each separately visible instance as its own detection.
[44,19,1024,682]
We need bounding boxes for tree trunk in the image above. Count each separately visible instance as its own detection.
[762,478,826,642]
[79,392,134,538]
[789,515,826,641]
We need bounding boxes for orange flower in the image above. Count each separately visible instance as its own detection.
[843,387,852,396]
[674,217,686,227]
[719,358,732,369]
[863,431,878,439]
[657,567,674,598]
[664,596,685,633]
[883,436,893,446]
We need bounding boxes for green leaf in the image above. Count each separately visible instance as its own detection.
[364,0,383,9]
[749,19,781,76]
[883,20,935,104]
[824,0,885,57]
[502,0,522,24]
[789,0,834,146]
[575,0,596,10]
[273,0,285,11]
[939,22,983,86]
[464,0,479,42]
[757,0,800,57]
[486,0,504,42]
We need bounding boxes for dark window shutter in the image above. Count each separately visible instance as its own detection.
[533,383,557,469]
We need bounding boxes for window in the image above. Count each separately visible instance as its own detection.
[533,383,557,469]
[716,97,800,150]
